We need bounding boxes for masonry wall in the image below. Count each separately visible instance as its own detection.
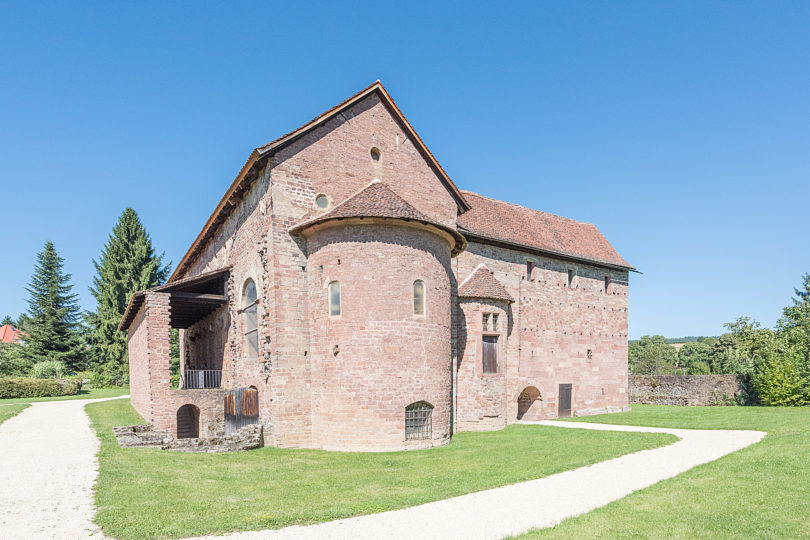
[171,92,461,448]
[306,222,454,450]
[453,241,630,429]
[630,375,744,405]
[455,299,512,431]
[127,306,151,421]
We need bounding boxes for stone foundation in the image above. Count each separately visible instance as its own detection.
[629,375,744,406]
[113,423,263,453]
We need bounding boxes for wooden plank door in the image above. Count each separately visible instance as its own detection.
[482,336,498,373]
[558,383,572,418]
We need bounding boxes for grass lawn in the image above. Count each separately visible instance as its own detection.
[0,403,29,425]
[517,405,810,539]
[0,386,129,405]
[87,399,675,539]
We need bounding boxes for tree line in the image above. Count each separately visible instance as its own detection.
[0,209,171,386]
[630,273,810,405]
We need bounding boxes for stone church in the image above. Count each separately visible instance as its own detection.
[120,82,633,451]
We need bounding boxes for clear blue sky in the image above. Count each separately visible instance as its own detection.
[1,2,808,339]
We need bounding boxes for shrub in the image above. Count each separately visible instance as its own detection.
[31,360,68,380]
[751,351,810,406]
[0,343,33,377]
[0,377,82,398]
[90,366,128,388]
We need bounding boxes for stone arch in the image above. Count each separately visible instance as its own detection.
[176,404,200,438]
[517,386,542,421]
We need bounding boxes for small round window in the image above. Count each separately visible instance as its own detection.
[370,147,381,161]
[315,194,329,209]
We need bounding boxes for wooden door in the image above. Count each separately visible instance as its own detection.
[558,383,572,418]
[224,387,259,435]
[482,336,498,373]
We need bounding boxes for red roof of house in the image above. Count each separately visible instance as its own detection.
[457,191,633,270]
[458,265,515,303]
[0,325,25,344]
[290,181,466,255]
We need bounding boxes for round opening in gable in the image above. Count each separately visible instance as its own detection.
[315,194,330,209]
[370,147,381,161]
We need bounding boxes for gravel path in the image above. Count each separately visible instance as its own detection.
[191,421,765,540]
[0,397,126,539]
[0,401,765,540]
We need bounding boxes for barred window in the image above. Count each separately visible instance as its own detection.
[241,279,259,358]
[405,401,433,440]
[413,280,425,315]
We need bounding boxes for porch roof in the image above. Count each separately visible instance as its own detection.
[118,267,230,332]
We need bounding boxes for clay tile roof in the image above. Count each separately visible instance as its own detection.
[0,325,25,344]
[290,181,466,255]
[457,191,634,270]
[458,265,514,303]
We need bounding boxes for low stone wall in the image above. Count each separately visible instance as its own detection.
[629,375,744,406]
[113,423,263,453]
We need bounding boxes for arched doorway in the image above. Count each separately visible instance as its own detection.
[176,404,200,438]
[517,386,542,421]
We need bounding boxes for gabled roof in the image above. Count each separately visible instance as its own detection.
[458,191,634,271]
[290,181,466,255]
[458,264,514,303]
[170,81,470,281]
[0,325,25,344]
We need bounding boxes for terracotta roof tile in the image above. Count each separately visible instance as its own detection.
[458,191,633,270]
[458,265,514,303]
[0,325,25,344]
[291,181,466,254]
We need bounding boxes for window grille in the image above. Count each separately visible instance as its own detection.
[405,401,433,440]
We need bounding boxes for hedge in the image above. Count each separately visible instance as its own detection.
[0,378,82,399]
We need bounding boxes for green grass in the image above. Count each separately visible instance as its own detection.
[0,386,129,405]
[87,400,675,539]
[0,403,29,424]
[517,405,810,539]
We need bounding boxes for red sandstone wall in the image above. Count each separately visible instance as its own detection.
[454,242,629,429]
[455,299,513,431]
[306,223,453,451]
[127,306,151,421]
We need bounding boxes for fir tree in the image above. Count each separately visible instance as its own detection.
[1,315,14,326]
[85,208,170,383]
[19,241,86,370]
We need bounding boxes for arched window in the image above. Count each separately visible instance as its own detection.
[328,281,341,316]
[241,279,259,358]
[405,401,433,440]
[413,280,425,315]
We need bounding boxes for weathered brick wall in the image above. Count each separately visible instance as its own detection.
[630,375,744,405]
[131,89,630,449]
[158,91,462,449]
[127,306,151,420]
[453,241,630,429]
[455,299,511,431]
[306,222,453,450]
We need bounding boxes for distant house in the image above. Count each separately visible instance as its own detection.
[0,325,25,345]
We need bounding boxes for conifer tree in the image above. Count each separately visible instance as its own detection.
[19,241,86,370]
[85,208,170,383]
